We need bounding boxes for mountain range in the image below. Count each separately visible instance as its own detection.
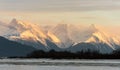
[0,19,120,56]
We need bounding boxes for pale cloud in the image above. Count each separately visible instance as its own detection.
[0,0,120,27]
[1,11,120,26]
[0,0,120,12]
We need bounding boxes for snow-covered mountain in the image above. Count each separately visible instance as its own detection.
[87,25,120,48]
[49,24,74,48]
[70,24,120,53]
[48,24,93,48]
[0,19,120,54]
[47,23,120,53]
[8,19,48,47]
[1,19,61,51]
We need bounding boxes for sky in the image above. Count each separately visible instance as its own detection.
[0,0,120,27]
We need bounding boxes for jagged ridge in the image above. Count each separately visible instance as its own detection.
[0,19,120,54]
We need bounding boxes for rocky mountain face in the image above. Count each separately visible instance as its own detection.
[0,19,120,55]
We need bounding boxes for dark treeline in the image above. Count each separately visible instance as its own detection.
[25,49,120,59]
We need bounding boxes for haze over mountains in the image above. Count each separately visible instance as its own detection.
[0,19,120,56]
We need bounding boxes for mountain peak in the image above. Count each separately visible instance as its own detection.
[11,18,17,23]
[10,18,21,27]
[56,24,68,29]
[10,18,28,25]
[89,24,97,30]
[89,24,98,32]
[91,24,96,28]
[50,23,74,48]
[9,18,34,31]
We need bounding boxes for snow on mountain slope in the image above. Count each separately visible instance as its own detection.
[70,24,120,53]
[49,24,74,48]
[47,24,88,42]
[1,18,120,54]
[47,31,61,43]
[48,23,99,48]
[66,24,89,42]
[85,24,120,50]
[8,19,47,47]
[4,19,61,50]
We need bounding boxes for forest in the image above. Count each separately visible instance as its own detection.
[25,49,120,59]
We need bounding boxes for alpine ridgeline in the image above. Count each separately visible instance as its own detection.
[0,19,120,54]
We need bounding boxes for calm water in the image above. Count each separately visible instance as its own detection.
[0,59,120,70]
